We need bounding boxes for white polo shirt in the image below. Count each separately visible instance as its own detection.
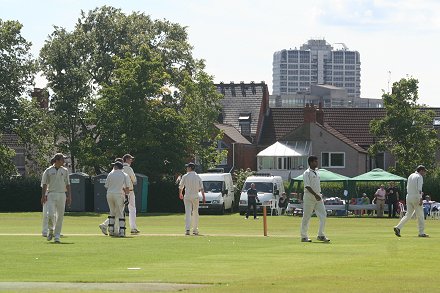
[41,166,69,193]
[105,169,131,194]
[303,168,321,198]
[179,171,203,199]
[123,163,136,190]
[406,171,423,199]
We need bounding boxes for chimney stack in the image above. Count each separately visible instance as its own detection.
[316,102,324,125]
[303,103,317,123]
[31,88,49,109]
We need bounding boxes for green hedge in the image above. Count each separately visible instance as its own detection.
[0,177,42,212]
[147,179,184,213]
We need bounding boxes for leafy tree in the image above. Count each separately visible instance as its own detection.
[95,46,188,179]
[232,168,255,209]
[0,19,35,127]
[0,142,16,179]
[177,65,225,171]
[15,95,55,176]
[369,77,440,177]
[39,27,91,172]
[0,19,36,177]
[40,6,223,176]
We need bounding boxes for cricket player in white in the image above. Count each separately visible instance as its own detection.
[41,158,56,237]
[41,153,71,243]
[179,162,205,235]
[122,154,139,234]
[105,161,131,237]
[300,155,330,243]
[394,165,429,237]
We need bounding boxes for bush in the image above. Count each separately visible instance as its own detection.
[423,168,440,201]
[232,168,255,209]
[0,177,41,212]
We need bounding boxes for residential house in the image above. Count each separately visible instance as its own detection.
[215,81,269,171]
[258,103,367,179]
[258,105,440,179]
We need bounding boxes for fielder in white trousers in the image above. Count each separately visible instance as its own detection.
[47,192,67,240]
[41,201,56,237]
[394,166,428,237]
[127,190,137,230]
[301,193,327,239]
[395,196,425,235]
[184,196,200,232]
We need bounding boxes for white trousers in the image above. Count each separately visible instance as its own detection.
[128,190,137,229]
[396,197,425,235]
[301,193,327,238]
[102,191,136,230]
[107,193,124,220]
[41,201,56,235]
[47,192,66,238]
[184,196,200,232]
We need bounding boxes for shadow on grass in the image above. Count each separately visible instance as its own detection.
[65,212,101,217]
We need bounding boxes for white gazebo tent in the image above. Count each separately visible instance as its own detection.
[257,141,310,180]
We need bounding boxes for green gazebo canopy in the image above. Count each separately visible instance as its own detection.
[350,168,407,182]
[292,168,350,182]
[288,168,349,196]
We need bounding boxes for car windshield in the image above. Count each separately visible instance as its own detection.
[243,182,274,193]
[203,181,223,192]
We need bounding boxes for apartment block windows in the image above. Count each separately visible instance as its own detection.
[321,152,345,168]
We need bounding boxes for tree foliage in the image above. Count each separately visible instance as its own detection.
[0,19,37,177]
[369,77,440,177]
[39,6,223,177]
[15,96,55,176]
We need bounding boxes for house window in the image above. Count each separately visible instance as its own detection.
[217,141,228,165]
[321,152,345,168]
[239,113,251,136]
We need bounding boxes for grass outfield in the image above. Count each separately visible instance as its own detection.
[0,212,439,292]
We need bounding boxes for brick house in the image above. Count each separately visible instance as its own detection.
[214,81,270,171]
[258,103,368,179]
[258,105,440,178]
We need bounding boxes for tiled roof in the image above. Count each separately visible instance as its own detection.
[214,123,251,145]
[259,108,304,146]
[260,107,440,148]
[320,123,367,153]
[216,82,268,139]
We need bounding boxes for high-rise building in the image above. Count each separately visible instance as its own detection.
[272,39,361,99]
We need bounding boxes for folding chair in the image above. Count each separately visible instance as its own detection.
[429,204,440,220]
[270,199,279,216]
[398,202,407,219]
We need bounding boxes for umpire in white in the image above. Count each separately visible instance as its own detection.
[41,153,71,243]
[300,155,330,243]
[179,162,205,235]
[105,160,132,237]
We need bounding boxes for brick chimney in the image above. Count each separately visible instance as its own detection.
[303,103,317,123]
[316,102,324,125]
[31,88,49,109]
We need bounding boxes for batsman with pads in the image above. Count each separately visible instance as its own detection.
[104,160,132,237]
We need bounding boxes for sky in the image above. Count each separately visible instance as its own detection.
[1,0,440,106]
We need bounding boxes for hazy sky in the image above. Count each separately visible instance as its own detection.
[1,0,439,106]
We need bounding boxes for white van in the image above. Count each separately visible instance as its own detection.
[239,175,285,215]
[197,173,234,214]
